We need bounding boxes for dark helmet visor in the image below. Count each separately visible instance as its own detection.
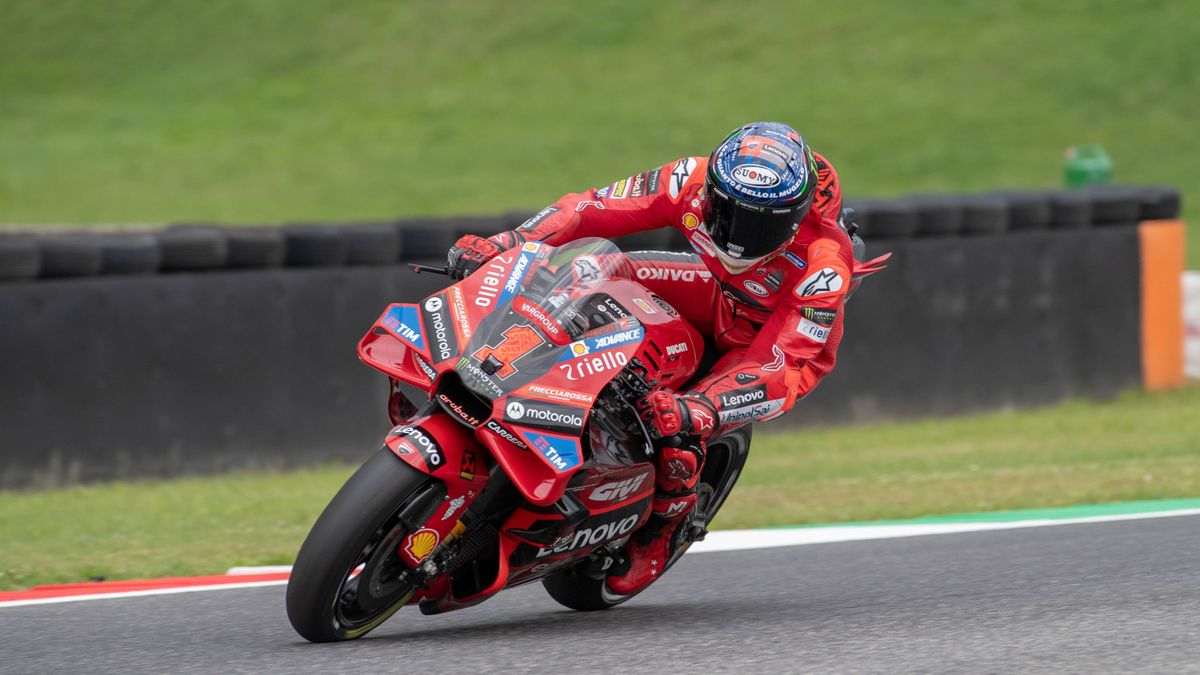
[704,185,808,260]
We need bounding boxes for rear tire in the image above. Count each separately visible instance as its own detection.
[286,448,433,642]
[542,426,753,610]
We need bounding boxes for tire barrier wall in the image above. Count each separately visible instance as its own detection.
[0,185,1183,487]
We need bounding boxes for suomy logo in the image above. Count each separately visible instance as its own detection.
[732,164,781,188]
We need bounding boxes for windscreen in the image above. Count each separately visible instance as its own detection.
[454,238,641,399]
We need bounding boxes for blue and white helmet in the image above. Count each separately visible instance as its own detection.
[705,122,817,272]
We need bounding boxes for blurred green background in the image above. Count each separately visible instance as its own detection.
[1,0,1195,263]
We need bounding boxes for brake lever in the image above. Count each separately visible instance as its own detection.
[408,263,450,276]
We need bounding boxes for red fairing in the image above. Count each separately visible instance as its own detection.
[470,152,866,433]
[384,414,489,567]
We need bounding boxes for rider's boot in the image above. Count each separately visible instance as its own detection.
[607,444,702,595]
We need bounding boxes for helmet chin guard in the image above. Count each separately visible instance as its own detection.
[704,122,815,265]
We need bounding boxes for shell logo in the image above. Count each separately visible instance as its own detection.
[570,342,589,356]
[403,528,440,562]
[682,213,700,230]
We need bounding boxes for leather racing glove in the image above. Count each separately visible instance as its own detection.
[641,390,718,441]
[447,235,504,280]
[446,231,528,280]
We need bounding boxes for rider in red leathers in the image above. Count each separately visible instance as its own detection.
[448,122,887,595]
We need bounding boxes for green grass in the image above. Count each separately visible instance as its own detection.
[3,384,1199,591]
[0,1,1196,265]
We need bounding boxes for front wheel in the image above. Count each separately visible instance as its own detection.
[286,448,435,642]
[543,426,753,610]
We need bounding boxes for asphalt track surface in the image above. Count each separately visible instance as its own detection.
[3,515,1198,674]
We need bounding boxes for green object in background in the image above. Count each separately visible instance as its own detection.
[1064,145,1113,187]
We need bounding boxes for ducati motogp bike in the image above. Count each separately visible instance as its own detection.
[286,238,751,642]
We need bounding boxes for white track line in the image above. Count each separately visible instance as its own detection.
[0,580,288,609]
[5,507,1198,609]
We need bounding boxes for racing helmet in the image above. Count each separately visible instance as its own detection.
[704,122,817,272]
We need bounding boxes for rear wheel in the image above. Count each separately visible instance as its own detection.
[286,448,436,642]
[543,426,753,610]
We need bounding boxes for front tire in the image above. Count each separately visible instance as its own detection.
[542,426,752,610]
[286,448,433,642]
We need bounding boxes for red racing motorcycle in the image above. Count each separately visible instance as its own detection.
[286,238,751,642]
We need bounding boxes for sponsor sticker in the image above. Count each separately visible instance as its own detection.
[589,474,649,502]
[414,355,438,382]
[690,405,715,434]
[594,186,610,199]
[645,168,662,195]
[801,306,838,326]
[442,495,466,521]
[534,512,640,558]
[516,299,562,339]
[742,280,770,297]
[558,325,643,362]
[575,200,606,212]
[629,172,647,198]
[381,305,426,351]
[558,350,629,381]
[734,372,759,384]
[682,212,700,230]
[632,297,657,314]
[449,286,472,340]
[669,158,697,199]
[485,419,528,449]
[796,267,845,297]
[782,250,807,270]
[438,392,483,427]
[610,178,630,199]
[520,430,583,472]
[504,396,587,434]
[718,385,767,408]
[635,267,712,283]
[797,317,831,343]
[731,164,781,188]
[459,447,478,481]
[403,528,440,562]
[573,256,603,283]
[516,206,560,233]
[526,384,595,405]
[651,295,678,316]
[717,398,785,426]
[422,294,460,363]
[391,425,445,471]
[666,342,688,356]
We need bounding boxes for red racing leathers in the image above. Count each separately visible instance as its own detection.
[469,154,867,434]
